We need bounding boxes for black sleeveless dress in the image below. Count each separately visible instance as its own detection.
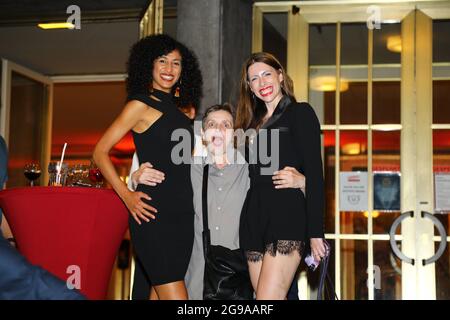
[129,89,194,286]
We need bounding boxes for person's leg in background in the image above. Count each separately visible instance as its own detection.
[131,255,152,300]
[287,273,299,300]
[0,234,85,300]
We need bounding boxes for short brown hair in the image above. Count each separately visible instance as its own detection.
[201,103,234,129]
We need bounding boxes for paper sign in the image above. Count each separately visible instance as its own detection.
[340,172,368,211]
[435,172,450,213]
[373,172,401,211]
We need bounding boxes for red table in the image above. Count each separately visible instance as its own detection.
[0,187,129,300]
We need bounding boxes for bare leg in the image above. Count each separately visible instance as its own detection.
[153,280,188,300]
[149,286,159,300]
[256,251,301,300]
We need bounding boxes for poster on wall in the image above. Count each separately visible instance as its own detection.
[339,172,368,212]
[434,172,450,213]
[373,172,401,211]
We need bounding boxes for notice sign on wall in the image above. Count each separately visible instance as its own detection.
[340,172,368,212]
[373,172,401,211]
[434,172,450,212]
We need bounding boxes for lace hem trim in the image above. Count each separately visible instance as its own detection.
[245,240,305,263]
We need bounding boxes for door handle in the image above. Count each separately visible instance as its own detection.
[389,211,415,265]
[420,211,447,266]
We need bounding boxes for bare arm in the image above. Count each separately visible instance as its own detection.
[93,100,157,225]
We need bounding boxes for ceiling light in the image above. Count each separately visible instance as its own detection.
[310,76,349,92]
[387,35,402,53]
[341,143,361,155]
[382,19,399,24]
[363,211,380,218]
[38,22,75,30]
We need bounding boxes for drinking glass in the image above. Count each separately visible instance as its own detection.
[24,163,41,187]
[89,160,104,188]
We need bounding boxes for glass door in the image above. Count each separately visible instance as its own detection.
[253,1,450,300]
[0,59,53,187]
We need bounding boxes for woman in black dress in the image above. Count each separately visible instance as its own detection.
[235,52,327,299]
[94,34,202,300]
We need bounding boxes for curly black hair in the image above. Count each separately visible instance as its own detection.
[126,34,203,110]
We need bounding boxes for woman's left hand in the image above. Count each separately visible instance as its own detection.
[310,238,327,260]
[272,166,306,193]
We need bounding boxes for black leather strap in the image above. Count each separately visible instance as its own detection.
[202,164,211,248]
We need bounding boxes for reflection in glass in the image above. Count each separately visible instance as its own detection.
[373,81,400,124]
[340,82,367,124]
[323,131,335,234]
[433,80,450,124]
[309,24,336,125]
[372,130,401,233]
[340,131,367,171]
[433,129,450,213]
[373,23,401,125]
[339,131,368,234]
[433,20,450,64]
[373,23,401,64]
[340,24,368,125]
[341,23,368,65]
[373,240,402,300]
[340,240,368,300]
[435,239,450,300]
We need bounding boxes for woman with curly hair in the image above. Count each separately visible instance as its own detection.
[93,34,202,300]
[235,52,327,299]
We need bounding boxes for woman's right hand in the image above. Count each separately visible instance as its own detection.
[131,162,165,187]
[123,190,158,225]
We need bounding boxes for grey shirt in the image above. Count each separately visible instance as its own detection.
[185,159,250,300]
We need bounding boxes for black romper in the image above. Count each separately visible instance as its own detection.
[239,95,325,261]
[129,89,194,285]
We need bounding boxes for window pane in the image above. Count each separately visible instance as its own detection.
[340,23,368,125]
[340,239,368,300]
[324,130,336,234]
[435,240,450,300]
[373,23,401,64]
[373,240,402,300]
[433,20,450,104]
[340,131,368,234]
[340,82,368,124]
[433,20,450,63]
[433,80,450,124]
[309,24,336,125]
[373,23,401,124]
[373,130,401,234]
[373,81,400,124]
[433,129,450,213]
[262,13,287,70]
